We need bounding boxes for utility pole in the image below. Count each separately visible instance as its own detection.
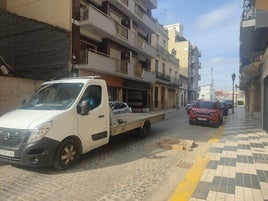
[211,67,214,101]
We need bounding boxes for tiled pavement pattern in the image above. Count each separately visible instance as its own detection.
[190,107,268,201]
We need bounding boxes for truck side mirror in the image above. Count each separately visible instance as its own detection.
[79,100,90,115]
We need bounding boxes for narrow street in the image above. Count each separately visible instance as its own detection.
[0,109,221,201]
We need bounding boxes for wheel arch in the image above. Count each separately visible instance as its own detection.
[58,135,83,154]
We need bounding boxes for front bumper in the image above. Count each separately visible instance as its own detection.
[189,115,218,125]
[0,137,59,167]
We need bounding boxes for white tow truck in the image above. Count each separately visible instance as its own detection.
[0,77,165,169]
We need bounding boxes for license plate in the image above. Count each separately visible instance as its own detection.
[197,117,207,121]
[0,149,15,157]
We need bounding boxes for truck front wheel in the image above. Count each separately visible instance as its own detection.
[53,138,81,170]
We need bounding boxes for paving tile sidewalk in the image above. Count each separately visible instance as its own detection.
[190,107,268,201]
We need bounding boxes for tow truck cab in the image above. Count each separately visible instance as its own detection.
[0,77,110,169]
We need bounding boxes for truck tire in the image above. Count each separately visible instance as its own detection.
[139,121,151,138]
[53,138,81,170]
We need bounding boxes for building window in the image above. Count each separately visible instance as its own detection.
[156,34,159,45]
[163,39,166,48]
[162,63,165,75]
[155,60,159,72]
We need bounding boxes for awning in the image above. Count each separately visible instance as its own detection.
[241,61,260,77]
[240,72,251,82]
[239,72,251,90]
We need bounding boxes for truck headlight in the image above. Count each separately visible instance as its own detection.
[27,121,53,144]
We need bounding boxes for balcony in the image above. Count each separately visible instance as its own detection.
[240,4,268,81]
[170,77,182,87]
[79,49,155,83]
[198,62,201,69]
[240,8,268,53]
[144,0,157,9]
[156,44,170,58]
[189,70,195,77]
[79,5,156,58]
[155,71,171,83]
[108,0,157,33]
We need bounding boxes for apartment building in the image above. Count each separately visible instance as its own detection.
[151,22,180,110]
[199,85,215,101]
[239,0,268,129]
[179,74,189,107]
[0,0,159,112]
[165,23,201,104]
[78,0,158,111]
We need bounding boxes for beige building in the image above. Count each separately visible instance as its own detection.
[165,23,201,104]
[151,22,180,110]
[179,74,189,107]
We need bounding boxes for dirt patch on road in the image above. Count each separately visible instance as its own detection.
[155,138,196,151]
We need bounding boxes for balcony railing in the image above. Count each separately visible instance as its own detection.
[120,0,128,6]
[79,4,156,58]
[109,0,157,33]
[80,49,128,75]
[155,71,182,87]
[170,77,182,87]
[79,49,155,83]
[156,44,169,58]
[155,71,171,82]
[242,0,256,21]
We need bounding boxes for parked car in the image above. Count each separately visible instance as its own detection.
[185,101,197,114]
[109,101,132,113]
[224,99,234,108]
[220,101,229,117]
[189,100,223,127]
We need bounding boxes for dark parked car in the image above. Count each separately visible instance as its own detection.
[220,101,229,117]
[224,99,234,108]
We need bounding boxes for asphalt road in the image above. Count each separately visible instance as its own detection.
[0,109,222,201]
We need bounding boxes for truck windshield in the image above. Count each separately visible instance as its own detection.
[20,83,84,110]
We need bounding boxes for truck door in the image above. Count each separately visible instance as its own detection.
[77,84,109,151]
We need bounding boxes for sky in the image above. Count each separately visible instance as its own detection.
[152,0,242,91]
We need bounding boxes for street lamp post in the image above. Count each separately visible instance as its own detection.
[232,73,236,113]
[235,84,238,107]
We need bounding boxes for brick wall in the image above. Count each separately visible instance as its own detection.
[0,76,43,115]
[0,9,71,80]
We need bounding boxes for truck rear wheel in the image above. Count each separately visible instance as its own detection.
[53,138,80,170]
[139,121,151,138]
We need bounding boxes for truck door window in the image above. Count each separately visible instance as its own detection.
[80,85,102,110]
